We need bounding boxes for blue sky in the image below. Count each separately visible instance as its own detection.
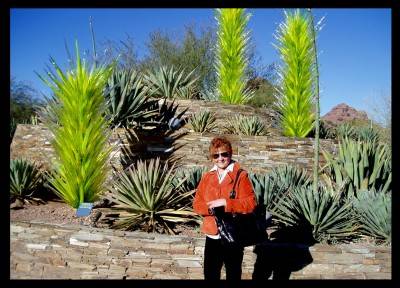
[10,8,391,116]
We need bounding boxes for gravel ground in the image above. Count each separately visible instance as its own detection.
[10,200,203,238]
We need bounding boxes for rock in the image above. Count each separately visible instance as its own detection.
[90,211,102,227]
[93,198,111,208]
[10,199,25,209]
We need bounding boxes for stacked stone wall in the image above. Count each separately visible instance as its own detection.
[10,221,391,279]
[11,125,337,174]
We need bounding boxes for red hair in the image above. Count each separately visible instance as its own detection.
[209,137,232,159]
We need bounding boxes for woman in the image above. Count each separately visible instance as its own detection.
[193,136,257,280]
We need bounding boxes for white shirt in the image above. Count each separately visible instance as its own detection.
[206,161,235,239]
[209,161,235,184]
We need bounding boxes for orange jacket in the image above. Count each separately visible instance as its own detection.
[193,162,257,235]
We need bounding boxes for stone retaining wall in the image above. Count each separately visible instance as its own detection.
[10,125,337,174]
[10,221,391,279]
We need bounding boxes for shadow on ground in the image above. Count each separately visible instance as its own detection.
[252,226,315,280]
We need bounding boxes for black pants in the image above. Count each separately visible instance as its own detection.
[204,236,244,280]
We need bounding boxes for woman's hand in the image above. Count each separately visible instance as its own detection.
[207,198,227,209]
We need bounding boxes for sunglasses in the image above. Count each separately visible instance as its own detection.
[212,152,230,159]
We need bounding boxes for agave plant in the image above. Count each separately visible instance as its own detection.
[36,95,61,128]
[104,68,158,128]
[188,110,217,133]
[355,125,380,144]
[352,190,391,243]
[225,115,268,136]
[308,120,335,139]
[10,159,43,203]
[37,41,113,208]
[177,85,200,100]
[199,86,219,102]
[273,185,359,243]
[269,164,312,190]
[173,166,208,195]
[215,8,254,104]
[335,122,355,140]
[144,65,198,99]
[107,158,197,234]
[322,138,392,198]
[274,9,315,137]
[145,98,188,132]
[249,172,287,211]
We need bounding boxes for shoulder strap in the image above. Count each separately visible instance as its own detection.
[229,168,243,199]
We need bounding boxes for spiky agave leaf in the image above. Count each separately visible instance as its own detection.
[144,65,198,99]
[10,159,43,199]
[215,8,254,104]
[355,126,380,144]
[104,68,158,129]
[352,190,391,242]
[38,41,113,208]
[335,123,356,140]
[321,138,392,197]
[269,164,312,189]
[225,114,268,136]
[248,172,287,211]
[188,110,217,133]
[273,185,359,243]
[274,9,315,137]
[107,158,197,234]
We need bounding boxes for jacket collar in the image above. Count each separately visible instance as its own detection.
[210,160,235,172]
[209,161,241,185]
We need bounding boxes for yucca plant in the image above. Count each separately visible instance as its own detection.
[10,159,43,204]
[273,185,359,243]
[215,8,254,104]
[225,114,268,136]
[188,110,217,133]
[322,138,392,198]
[145,65,198,99]
[104,68,158,128]
[37,41,113,209]
[107,158,197,234]
[352,190,391,243]
[274,9,315,137]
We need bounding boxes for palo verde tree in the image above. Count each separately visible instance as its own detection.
[38,41,113,209]
[274,9,315,137]
[215,8,254,104]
